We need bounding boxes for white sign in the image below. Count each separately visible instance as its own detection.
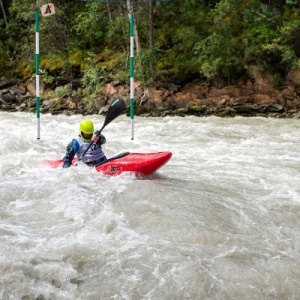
[40,3,56,17]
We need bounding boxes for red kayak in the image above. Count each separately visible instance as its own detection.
[44,151,172,176]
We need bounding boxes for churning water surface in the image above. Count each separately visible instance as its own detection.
[0,112,300,300]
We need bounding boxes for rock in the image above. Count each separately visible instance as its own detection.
[1,77,300,118]
[0,90,18,103]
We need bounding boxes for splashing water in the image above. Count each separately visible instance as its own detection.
[1,112,300,299]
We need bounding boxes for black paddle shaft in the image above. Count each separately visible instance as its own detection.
[79,98,125,160]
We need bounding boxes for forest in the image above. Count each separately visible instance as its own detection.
[1,0,300,99]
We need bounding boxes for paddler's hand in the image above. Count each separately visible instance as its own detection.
[92,130,100,142]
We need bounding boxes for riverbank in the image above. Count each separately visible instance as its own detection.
[1,75,300,118]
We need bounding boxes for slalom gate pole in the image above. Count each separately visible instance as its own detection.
[129,8,135,140]
[35,3,40,140]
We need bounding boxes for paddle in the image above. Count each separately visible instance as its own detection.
[79,98,125,160]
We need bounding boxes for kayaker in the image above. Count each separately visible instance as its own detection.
[62,119,107,168]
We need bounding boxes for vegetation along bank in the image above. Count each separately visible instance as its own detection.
[1,1,300,118]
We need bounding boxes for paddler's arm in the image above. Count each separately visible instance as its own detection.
[63,139,79,168]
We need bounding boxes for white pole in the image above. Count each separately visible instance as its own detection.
[35,2,40,139]
[130,8,135,140]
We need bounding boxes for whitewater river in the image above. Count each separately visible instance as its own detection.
[1,111,300,299]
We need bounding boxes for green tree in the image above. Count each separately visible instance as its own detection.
[2,0,300,89]
[153,0,209,81]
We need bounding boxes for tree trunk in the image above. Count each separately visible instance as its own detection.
[106,1,113,26]
[148,0,154,75]
[0,0,8,28]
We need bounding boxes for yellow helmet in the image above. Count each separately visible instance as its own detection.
[79,119,94,142]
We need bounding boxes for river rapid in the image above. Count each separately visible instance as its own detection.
[0,112,300,300]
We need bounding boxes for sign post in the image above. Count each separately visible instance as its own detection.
[35,2,55,140]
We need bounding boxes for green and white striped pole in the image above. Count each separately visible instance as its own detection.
[129,9,135,140]
[35,2,40,139]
